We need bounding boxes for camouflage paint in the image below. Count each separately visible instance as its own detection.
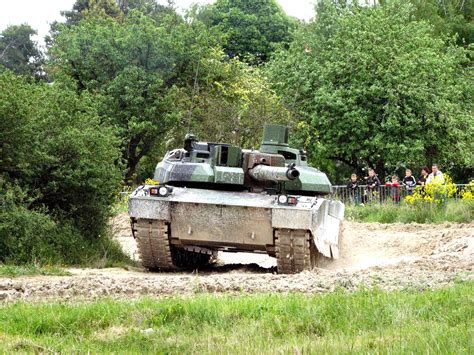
[153,124,333,194]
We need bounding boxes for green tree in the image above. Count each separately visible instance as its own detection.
[57,0,174,26]
[61,0,122,25]
[0,24,43,77]
[49,11,205,182]
[267,1,473,181]
[176,49,292,146]
[198,0,298,64]
[135,49,293,180]
[116,0,176,16]
[49,7,290,182]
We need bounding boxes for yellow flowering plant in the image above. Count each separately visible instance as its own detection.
[460,180,474,200]
[405,173,457,206]
[144,178,160,185]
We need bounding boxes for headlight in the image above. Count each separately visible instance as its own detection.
[158,186,168,196]
[149,185,172,197]
[278,194,298,205]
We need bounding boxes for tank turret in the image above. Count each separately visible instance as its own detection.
[153,124,332,195]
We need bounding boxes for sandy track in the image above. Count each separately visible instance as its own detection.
[1,216,472,302]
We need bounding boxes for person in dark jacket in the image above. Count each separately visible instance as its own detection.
[347,174,360,204]
[364,169,381,204]
[417,166,430,186]
[402,169,417,195]
[417,166,430,196]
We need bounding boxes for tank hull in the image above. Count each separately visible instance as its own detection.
[129,187,344,259]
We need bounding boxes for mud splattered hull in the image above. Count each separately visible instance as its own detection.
[129,186,344,273]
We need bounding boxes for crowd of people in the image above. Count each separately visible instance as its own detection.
[346,164,445,204]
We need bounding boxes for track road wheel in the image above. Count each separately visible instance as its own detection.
[275,229,318,274]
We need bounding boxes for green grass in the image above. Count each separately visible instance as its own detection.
[0,236,134,272]
[0,265,70,277]
[0,283,472,353]
[346,199,473,224]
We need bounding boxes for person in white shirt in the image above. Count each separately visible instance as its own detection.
[426,164,444,184]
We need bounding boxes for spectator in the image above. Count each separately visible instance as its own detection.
[364,169,381,203]
[426,164,445,184]
[417,166,430,186]
[347,173,360,204]
[402,169,417,195]
[385,175,401,204]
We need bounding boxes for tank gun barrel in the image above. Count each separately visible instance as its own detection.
[249,164,300,182]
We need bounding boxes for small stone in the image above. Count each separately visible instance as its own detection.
[140,328,155,334]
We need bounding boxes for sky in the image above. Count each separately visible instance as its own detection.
[0,0,316,49]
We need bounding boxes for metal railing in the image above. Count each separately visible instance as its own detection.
[331,184,470,204]
[120,184,471,205]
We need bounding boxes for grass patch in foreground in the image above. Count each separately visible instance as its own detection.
[0,283,473,353]
[346,199,473,223]
[0,265,70,277]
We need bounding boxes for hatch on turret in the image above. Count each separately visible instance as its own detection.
[211,145,242,167]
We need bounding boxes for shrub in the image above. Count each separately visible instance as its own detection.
[460,180,474,200]
[404,173,457,206]
[0,180,128,265]
[0,71,126,265]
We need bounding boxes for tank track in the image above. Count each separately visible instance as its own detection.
[135,219,175,270]
[275,229,317,274]
[134,218,212,271]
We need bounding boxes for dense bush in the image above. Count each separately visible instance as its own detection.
[0,71,125,264]
[0,181,127,264]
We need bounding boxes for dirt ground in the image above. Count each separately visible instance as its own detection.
[1,213,472,302]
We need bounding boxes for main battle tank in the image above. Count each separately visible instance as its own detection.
[129,124,344,274]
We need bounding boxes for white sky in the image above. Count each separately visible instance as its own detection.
[0,0,316,49]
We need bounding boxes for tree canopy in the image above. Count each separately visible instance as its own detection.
[48,5,290,182]
[267,0,473,180]
[408,0,474,46]
[49,11,205,182]
[0,24,43,78]
[198,0,298,64]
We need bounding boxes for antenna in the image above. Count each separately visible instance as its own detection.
[186,60,200,134]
